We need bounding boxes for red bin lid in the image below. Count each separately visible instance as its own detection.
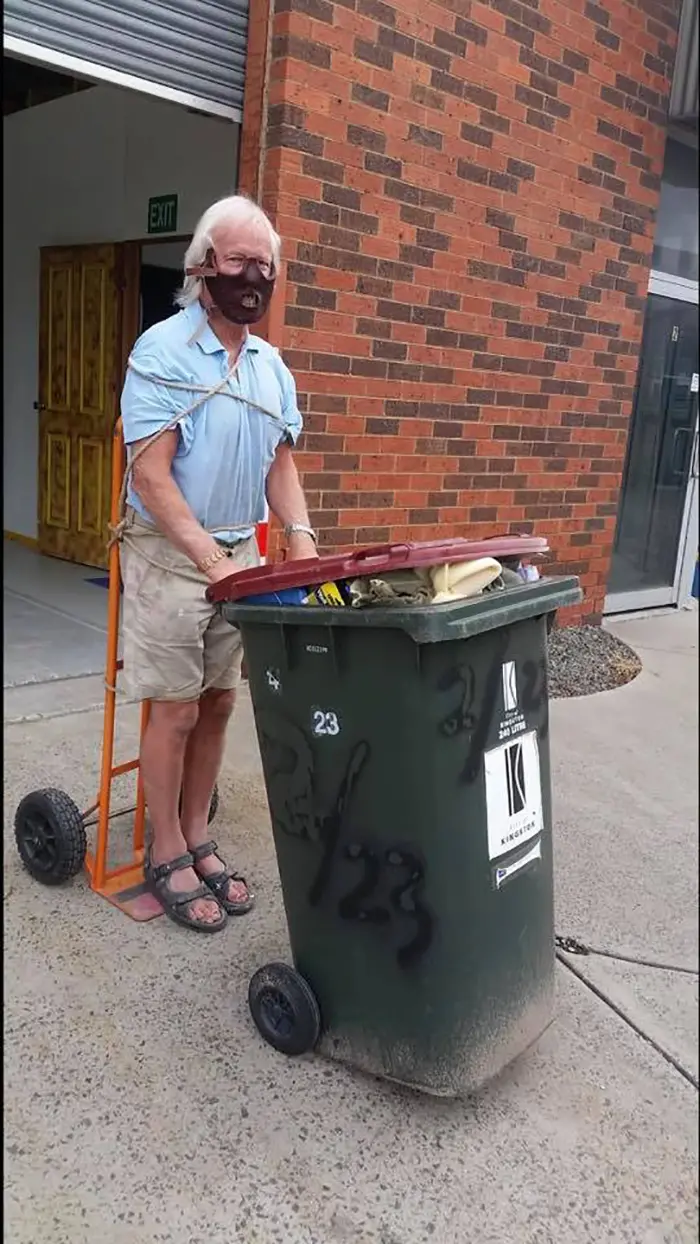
[206,536,549,604]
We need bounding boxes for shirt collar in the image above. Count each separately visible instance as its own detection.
[183,301,260,355]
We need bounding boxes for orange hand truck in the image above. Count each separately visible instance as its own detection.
[12,419,260,921]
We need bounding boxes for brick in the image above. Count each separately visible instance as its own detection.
[365,151,402,176]
[463,82,497,110]
[302,155,346,184]
[415,41,452,72]
[480,109,511,135]
[455,17,488,47]
[585,1,609,26]
[430,69,465,98]
[398,241,433,269]
[433,28,467,58]
[410,83,445,111]
[563,49,589,73]
[299,198,339,225]
[400,204,435,228]
[272,34,332,69]
[377,32,414,60]
[268,124,324,156]
[347,124,386,153]
[526,108,555,133]
[276,0,333,20]
[354,38,394,71]
[297,284,337,309]
[461,123,493,148]
[596,27,621,51]
[351,82,390,111]
[507,158,535,180]
[429,289,460,310]
[260,0,673,615]
[323,184,362,210]
[358,0,396,23]
[505,19,535,49]
[408,124,443,150]
[456,160,489,185]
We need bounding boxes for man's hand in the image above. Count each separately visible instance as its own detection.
[287,532,319,561]
[205,556,238,585]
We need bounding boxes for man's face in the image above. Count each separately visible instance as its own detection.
[201,218,276,326]
[211,218,274,279]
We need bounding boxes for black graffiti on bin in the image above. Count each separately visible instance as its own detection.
[521,656,549,737]
[437,631,510,783]
[339,842,433,970]
[257,711,434,969]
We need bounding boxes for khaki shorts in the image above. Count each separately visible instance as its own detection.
[120,510,260,702]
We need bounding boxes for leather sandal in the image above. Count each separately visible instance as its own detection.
[190,840,255,916]
[144,849,227,933]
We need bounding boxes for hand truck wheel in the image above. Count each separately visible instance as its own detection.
[14,788,87,886]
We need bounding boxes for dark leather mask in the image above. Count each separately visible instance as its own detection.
[186,253,276,325]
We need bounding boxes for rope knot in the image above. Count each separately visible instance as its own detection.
[107,518,128,549]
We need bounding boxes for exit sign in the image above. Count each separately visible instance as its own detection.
[147,194,178,234]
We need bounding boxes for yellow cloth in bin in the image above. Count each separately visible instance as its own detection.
[304,581,346,606]
[430,558,502,603]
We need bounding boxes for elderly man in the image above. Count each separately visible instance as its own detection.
[120,195,316,933]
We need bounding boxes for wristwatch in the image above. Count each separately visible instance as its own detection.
[284,523,318,544]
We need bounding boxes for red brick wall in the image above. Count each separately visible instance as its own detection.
[246,0,680,619]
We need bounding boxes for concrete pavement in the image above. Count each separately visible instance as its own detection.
[3,610,698,1244]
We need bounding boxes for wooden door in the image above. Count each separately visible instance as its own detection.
[37,243,125,568]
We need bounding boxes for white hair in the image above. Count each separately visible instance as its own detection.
[175,195,282,309]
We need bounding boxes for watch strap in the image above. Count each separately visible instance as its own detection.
[284,523,318,543]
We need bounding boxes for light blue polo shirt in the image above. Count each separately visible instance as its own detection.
[120,301,303,542]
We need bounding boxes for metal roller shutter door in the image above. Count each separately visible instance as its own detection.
[4,0,249,119]
[669,0,698,124]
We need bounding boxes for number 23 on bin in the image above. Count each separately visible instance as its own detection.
[312,709,341,737]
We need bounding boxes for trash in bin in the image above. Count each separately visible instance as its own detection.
[223,536,551,611]
[303,580,351,607]
[208,538,581,1097]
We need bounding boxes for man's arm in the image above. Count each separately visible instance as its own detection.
[265,442,318,560]
[131,433,231,581]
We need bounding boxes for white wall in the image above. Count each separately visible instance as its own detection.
[3,84,240,538]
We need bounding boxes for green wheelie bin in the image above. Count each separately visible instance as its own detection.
[209,539,581,1097]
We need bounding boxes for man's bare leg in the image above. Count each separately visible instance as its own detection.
[140,700,222,924]
[180,688,250,904]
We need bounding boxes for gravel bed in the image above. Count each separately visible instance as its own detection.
[547,625,642,699]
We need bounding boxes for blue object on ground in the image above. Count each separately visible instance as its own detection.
[692,557,699,600]
[85,576,115,591]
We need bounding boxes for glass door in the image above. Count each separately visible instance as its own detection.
[606,294,699,611]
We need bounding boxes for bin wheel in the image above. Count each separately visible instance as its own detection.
[248,963,321,1057]
[14,788,87,886]
[177,783,219,824]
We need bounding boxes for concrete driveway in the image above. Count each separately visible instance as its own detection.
[3,611,698,1244]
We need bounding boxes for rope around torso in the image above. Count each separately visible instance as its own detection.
[109,357,286,549]
[107,358,287,700]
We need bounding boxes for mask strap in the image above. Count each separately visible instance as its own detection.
[185,248,218,279]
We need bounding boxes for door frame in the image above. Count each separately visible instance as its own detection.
[604,271,699,615]
[34,233,189,566]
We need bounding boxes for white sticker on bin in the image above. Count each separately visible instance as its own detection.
[484,730,543,861]
[498,661,526,742]
[494,839,542,889]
